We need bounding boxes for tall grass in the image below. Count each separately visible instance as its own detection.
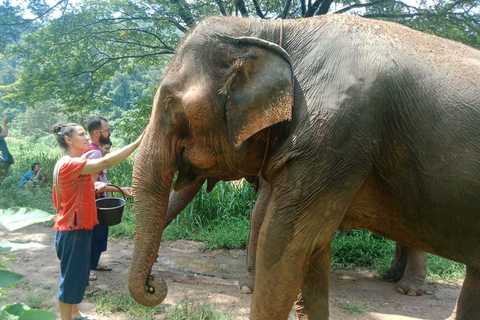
[0,140,58,213]
[162,180,253,249]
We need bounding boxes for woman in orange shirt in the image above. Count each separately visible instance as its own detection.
[51,123,143,320]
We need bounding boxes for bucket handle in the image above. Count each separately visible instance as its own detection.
[107,184,126,200]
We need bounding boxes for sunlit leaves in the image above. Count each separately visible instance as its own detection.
[0,207,53,231]
[0,303,57,320]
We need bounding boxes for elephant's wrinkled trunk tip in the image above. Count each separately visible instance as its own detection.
[128,270,168,307]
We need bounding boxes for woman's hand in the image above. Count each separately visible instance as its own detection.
[121,187,133,197]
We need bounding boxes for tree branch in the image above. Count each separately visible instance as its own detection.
[316,0,334,15]
[305,0,322,17]
[235,0,249,17]
[282,0,293,19]
[252,0,265,18]
[334,0,391,14]
[215,0,227,16]
[169,0,196,27]
[0,0,67,27]
[362,13,423,18]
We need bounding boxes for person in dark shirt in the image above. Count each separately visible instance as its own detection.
[0,118,14,181]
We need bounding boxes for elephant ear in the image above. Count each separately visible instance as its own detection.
[223,37,293,150]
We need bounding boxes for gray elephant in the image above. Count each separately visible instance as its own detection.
[128,14,480,320]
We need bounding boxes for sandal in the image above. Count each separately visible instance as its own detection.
[84,287,104,298]
[95,264,112,271]
[89,272,97,281]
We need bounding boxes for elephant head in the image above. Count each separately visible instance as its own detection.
[128,18,294,307]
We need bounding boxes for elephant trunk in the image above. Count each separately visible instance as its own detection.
[127,128,174,307]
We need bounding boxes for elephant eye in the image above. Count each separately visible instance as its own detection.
[165,96,173,108]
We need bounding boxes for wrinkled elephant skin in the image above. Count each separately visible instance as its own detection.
[130,15,480,320]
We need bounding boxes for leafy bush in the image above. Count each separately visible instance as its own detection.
[0,140,58,214]
[0,207,56,320]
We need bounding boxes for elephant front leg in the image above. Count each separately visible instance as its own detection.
[238,178,271,294]
[295,245,331,320]
[455,265,480,320]
[250,189,345,320]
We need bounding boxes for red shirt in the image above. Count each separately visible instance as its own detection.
[52,157,98,231]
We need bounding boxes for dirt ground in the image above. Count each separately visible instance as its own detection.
[2,224,462,319]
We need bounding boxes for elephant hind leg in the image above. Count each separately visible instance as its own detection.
[295,245,331,320]
[389,244,428,296]
[385,243,409,282]
[455,265,480,320]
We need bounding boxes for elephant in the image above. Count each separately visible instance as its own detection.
[128,14,480,320]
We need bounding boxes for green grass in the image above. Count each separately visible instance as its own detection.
[26,291,55,309]
[331,230,395,273]
[164,297,240,320]
[0,140,58,213]
[92,293,239,320]
[427,255,466,282]
[340,302,370,314]
[92,292,164,319]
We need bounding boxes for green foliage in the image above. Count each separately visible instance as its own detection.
[0,270,24,288]
[0,208,53,231]
[26,291,55,310]
[7,100,68,144]
[0,203,57,320]
[0,303,58,319]
[109,204,136,239]
[427,255,466,282]
[331,230,395,272]
[0,141,57,213]
[339,302,370,314]
[162,180,254,249]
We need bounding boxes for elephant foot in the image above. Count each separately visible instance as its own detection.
[384,265,405,282]
[385,264,405,283]
[395,276,427,296]
[237,276,255,294]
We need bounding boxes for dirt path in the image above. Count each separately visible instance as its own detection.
[2,224,461,319]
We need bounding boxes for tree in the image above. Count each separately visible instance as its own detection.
[1,0,479,136]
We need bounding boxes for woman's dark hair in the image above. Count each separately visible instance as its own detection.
[50,123,81,150]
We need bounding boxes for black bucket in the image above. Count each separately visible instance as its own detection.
[96,184,126,226]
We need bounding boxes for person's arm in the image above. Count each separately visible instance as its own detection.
[41,168,48,182]
[33,169,43,180]
[105,186,132,197]
[95,183,133,197]
[81,131,144,175]
[2,118,8,138]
